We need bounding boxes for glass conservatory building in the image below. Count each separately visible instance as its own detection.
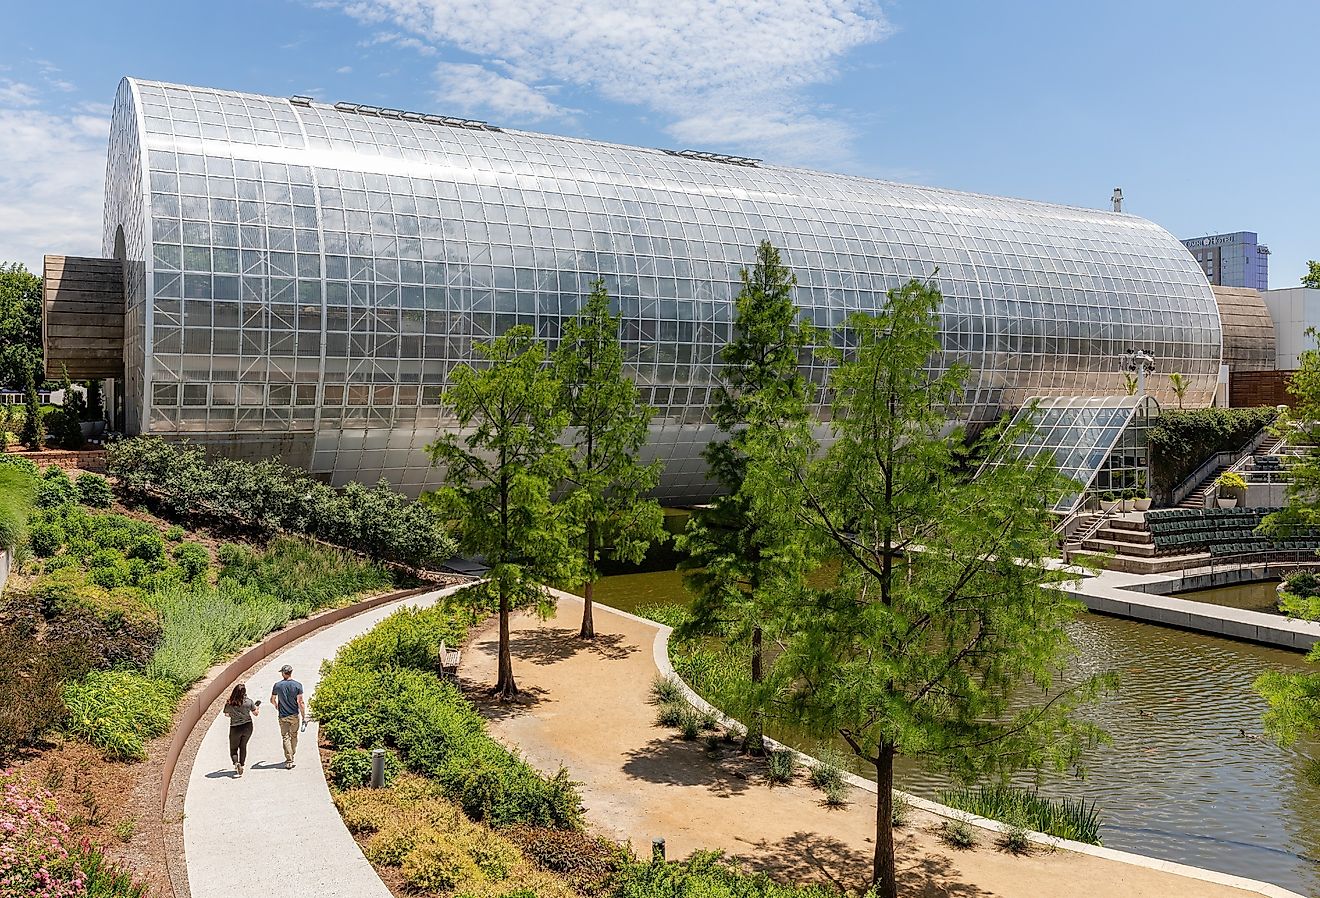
[93,78,1224,502]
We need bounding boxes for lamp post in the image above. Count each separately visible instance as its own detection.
[1122,349,1156,396]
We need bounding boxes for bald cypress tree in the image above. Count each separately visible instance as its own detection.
[554,280,665,638]
[678,239,816,753]
[745,279,1110,898]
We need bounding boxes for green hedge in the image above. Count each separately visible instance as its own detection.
[107,436,456,568]
[1148,407,1278,494]
[312,603,583,830]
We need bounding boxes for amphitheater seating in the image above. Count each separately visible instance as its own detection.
[1144,507,1320,557]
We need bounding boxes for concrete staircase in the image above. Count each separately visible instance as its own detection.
[1076,513,1211,574]
[1176,433,1284,509]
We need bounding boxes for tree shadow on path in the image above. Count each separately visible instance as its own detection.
[730,830,873,893]
[621,735,754,797]
[501,626,637,665]
[732,828,993,897]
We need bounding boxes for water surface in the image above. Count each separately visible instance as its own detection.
[579,569,1320,895]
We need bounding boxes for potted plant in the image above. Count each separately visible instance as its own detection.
[1134,487,1151,512]
[1121,489,1136,512]
[1215,471,1247,509]
[1099,491,1120,513]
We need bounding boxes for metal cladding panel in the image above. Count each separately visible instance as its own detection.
[104,77,1223,500]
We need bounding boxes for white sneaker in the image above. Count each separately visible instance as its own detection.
[286,760,296,769]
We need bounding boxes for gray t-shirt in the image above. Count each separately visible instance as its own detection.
[271,678,303,718]
[223,697,256,727]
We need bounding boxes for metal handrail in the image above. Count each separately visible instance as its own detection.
[1169,426,1277,507]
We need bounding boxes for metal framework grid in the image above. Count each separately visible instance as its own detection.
[104,78,1222,501]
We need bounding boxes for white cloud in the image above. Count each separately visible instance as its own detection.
[0,81,41,107]
[0,97,107,271]
[332,0,891,166]
[336,65,354,74]
[434,62,572,121]
[362,31,438,56]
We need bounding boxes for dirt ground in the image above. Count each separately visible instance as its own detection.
[461,595,1269,898]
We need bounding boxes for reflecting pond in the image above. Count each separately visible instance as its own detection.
[577,569,1320,896]
[1173,579,1282,615]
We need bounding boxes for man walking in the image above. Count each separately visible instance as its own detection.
[270,664,306,769]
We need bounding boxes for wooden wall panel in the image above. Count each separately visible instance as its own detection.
[1230,370,1295,407]
[43,255,125,379]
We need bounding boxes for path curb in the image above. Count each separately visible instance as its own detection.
[160,583,439,810]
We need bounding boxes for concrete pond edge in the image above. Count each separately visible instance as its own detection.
[615,596,1305,898]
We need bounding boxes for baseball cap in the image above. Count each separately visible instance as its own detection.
[279,664,293,674]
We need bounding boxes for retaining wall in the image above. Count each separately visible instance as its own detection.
[160,584,439,810]
[0,547,10,594]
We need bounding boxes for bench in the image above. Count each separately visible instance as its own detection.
[438,640,462,678]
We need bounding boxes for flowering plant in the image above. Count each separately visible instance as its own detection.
[0,770,146,898]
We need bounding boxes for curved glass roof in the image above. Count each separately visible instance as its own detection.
[103,77,1222,500]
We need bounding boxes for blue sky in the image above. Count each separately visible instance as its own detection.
[2,0,1315,284]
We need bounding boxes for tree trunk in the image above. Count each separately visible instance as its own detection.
[744,625,766,755]
[493,583,518,701]
[580,528,596,639]
[872,745,898,898]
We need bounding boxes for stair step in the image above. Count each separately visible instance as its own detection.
[1081,537,1157,557]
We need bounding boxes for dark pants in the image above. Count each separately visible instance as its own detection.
[229,721,253,765]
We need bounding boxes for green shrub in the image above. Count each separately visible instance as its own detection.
[107,436,457,567]
[335,602,478,672]
[329,747,405,790]
[165,524,184,542]
[998,825,1032,855]
[822,780,849,808]
[611,850,839,898]
[502,825,627,892]
[651,674,684,704]
[22,567,160,669]
[940,818,978,849]
[891,791,912,827]
[86,548,132,588]
[173,542,210,581]
[75,472,113,508]
[655,703,690,729]
[1148,407,1278,493]
[34,466,75,509]
[766,748,797,784]
[439,736,583,829]
[938,784,1102,844]
[808,750,845,791]
[62,669,179,760]
[127,530,166,562]
[679,715,701,741]
[28,521,63,557]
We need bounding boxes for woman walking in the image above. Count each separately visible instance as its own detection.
[222,684,260,776]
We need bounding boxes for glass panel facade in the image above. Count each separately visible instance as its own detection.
[104,78,1223,502]
[995,395,1157,514]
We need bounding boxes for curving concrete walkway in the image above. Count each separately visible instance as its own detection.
[183,585,461,898]
[465,592,1298,898]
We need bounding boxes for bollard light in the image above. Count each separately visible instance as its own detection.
[370,748,385,788]
[651,837,665,861]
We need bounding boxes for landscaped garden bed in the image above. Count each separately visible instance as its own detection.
[0,449,457,897]
[315,598,849,898]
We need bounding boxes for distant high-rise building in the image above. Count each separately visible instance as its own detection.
[1180,231,1269,290]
